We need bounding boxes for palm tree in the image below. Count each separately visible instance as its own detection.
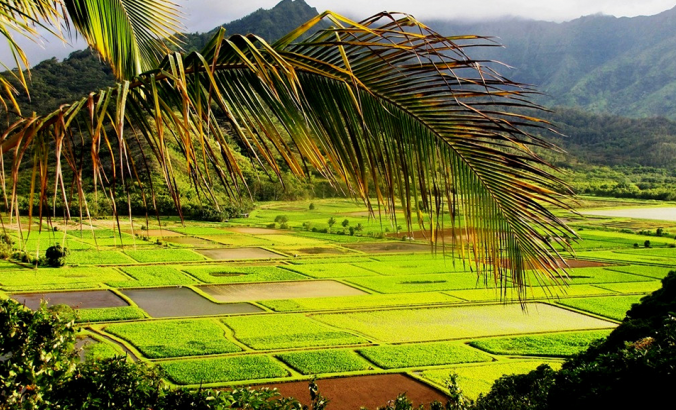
[0,6,576,296]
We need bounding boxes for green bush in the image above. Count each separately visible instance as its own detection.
[44,244,69,267]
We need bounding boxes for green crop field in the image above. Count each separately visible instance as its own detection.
[111,266,195,287]
[422,361,563,400]
[67,250,137,265]
[105,319,241,358]
[76,306,146,323]
[357,342,492,369]
[181,265,304,283]
[469,330,613,357]
[83,340,124,361]
[6,197,673,389]
[558,295,645,321]
[161,355,288,385]
[261,292,460,312]
[223,314,368,350]
[312,304,615,343]
[124,249,205,263]
[0,267,128,291]
[277,349,372,374]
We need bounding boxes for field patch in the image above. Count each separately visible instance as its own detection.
[105,319,241,358]
[111,266,195,287]
[195,247,284,260]
[76,306,146,323]
[161,355,288,385]
[344,242,431,254]
[469,330,612,357]
[346,273,489,293]
[558,295,644,321]
[284,263,378,278]
[262,292,460,312]
[122,287,262,318]
[605,265,673,279]
[183,265,302,284]
[169,226,233,236]
[593,281,662,294]
[422,361,562,400]
[277,350,372,374]
[201,280,366,303]
[223,314,368,350]
[254,234,328,246]
[312,304,616,343]
[12,289,128,310]
[124,249,205,263]
[0,267,127,291]
[447,284,615,302]
[200,235,275,247]
[358,342,491,369]
[68,250,136,265]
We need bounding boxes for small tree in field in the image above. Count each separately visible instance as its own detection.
[327,217,336,232]
[341,219,350,229]
[45,244,69,267]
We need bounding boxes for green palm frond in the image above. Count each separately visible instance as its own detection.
[63,0,182,79]
[0,12,576,297]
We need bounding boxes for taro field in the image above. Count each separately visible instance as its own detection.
[1,197,674,400]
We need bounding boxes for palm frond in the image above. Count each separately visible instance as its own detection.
[63,0,182,79]
[0,12,576,298]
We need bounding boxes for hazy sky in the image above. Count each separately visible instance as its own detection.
[2,0,675,67]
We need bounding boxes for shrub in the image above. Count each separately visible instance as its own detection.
[267,222,277,228]
[280,222,289,229]
[309,203,316,210]
[644,240,651,248]
[44,244,69,267]
[274,215,288,223]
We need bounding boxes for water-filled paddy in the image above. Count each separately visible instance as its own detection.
[201,280,366,302]
[12,290,128,310]
[121,287,263,317]
[195,247,284,260]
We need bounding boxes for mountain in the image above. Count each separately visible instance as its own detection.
[428,7,676,118]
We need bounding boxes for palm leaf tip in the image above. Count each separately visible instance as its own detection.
[1,11,576,298]
[63,0,183,80]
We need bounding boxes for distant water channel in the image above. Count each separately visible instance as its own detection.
[580,207,676,221]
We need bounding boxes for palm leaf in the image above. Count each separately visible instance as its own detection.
[0,12,576,298]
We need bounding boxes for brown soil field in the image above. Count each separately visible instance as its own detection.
[255,374,448,410]
[12,290,128,310]
[196,247,285,260]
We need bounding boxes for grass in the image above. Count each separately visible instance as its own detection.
[110,266,195,287]
[352,260,469,276]
[358,342,492,369]
[181,265,305,283]
[575,250,676,264]
[446,285,616,302]
[105,319,241,358]
[223,314,367,350]
[531,268,651,285]
[283,263,380,278]
[76,306,146,323]
[346,273,490,293]
[558,295,645,321]
[294,231,374,243]
[261,292,460,312]
[290,256,376,265]
[169,227,232,236]
[469,330,612,357]
[254,234,328,246]
[83,341,124,361]
[124,249,205,263]
[277,350,372,374]
[605,265,673,279]
[593,281,662,294]
[422,361,563,400]
[0,267,128,291]
[312,304,615,343]
[200,235,274,247]
[67,250,136,265]
[161,355,288,385]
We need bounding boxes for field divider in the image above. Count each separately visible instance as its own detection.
[543,301,623,324]
[213,318,254,353]
[87,326,142,362]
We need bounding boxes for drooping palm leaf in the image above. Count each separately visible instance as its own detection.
[62,0,182,79]
[0,12,576,297]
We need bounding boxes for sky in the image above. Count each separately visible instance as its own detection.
[1,0,675,67]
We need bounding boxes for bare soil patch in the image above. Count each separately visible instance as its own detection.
[196,247,285,260]
[122,287,262,318]
[163,237,218,246]
[226,227,285,235]
[12,290,128,310]
[201,280,366,303]
[255,374,448,410]
[345,242,431,254]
